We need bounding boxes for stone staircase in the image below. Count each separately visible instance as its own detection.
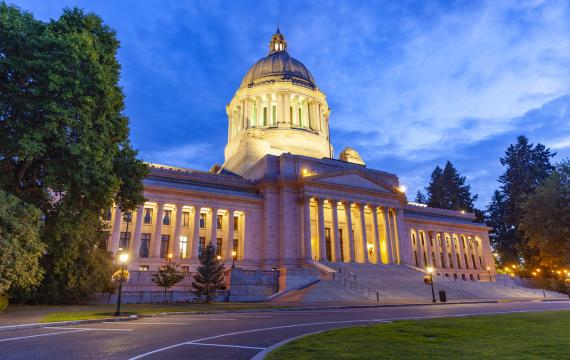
[271,262,568,303]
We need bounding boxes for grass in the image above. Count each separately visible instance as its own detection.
[40,303,290,323]
[266,310,570,360]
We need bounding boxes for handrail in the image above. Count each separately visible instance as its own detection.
[320,261,381,302]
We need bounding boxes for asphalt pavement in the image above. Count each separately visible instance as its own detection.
[1,301,569,359]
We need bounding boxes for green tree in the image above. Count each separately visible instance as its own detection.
[152,263,185,292]
[426,161,478,211]
[414,190,427,204]
[0,4,148,303]
[192,245,226,303]
[519,160,570,268]
[487,135,555,267]
[0,191,45,309]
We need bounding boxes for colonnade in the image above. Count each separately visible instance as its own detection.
[228,92,329,140]
[410,229,490,275]
[303,197,404,265]
[108,202,247,264]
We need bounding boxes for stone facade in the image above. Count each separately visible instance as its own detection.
[106,29,495,283]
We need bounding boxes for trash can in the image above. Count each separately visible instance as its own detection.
[439,290,447,303]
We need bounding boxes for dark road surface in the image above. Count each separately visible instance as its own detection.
[1,301,569,359]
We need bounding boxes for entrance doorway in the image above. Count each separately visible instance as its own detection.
[325,227,332,261]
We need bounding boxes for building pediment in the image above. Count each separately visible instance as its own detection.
[304,170,400,195]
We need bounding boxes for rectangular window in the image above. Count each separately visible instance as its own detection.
[123,212,132,223]
[163,210,171,225]
[105,209,112,221]
[272,105,276,126]
[200,213,206,229]
[234,216,239,231]
[139,265,149,271]
[143,208,152,224]
[233,239,238,254]
[101,231,111,250]
[139,233,150,258]
[179,235,188,259]
[216,238,222,255]
[217,215,223,230]
[464,254,469,269]
[289,106,293,124]
[119,232,131,250]
[298,107,302,127]
[263,107,268,126]
[182,211,189,227]
[471,254,477,269]
[160,235,170,258]
[448,253,453,268]
[199,237,206,255]
[456,254,461,268]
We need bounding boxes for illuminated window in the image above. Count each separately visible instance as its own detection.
[182,211,189,227]
[234,216,239,231]
[163,210,171,225]
[119,232,131,249]
[160,235,170,258]
[263,107,268,126]
[272,105,277,126]
[179,235,188,259]
[139,265,149,271]
[200,213,206,229]
[217,215,223,230]
[139,233,150,258]
[143,208,152,224]
[216,238,222,255]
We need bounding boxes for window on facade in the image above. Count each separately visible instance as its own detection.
[163,210,171,225]
[119,232,131,250]
[233,239,238,255]
[272,105,277,126]
[464,254,469,269]
[200,213,206,229]
[234,216,239,231]
[298,107,303,127]
[471,255,477,269]
[105,208,112,221]
[456,254,461,268]
[139,233,150,258]
[448,253,454,268]
[461,274,467,281]
[263,107,268,126]
[199,237,206,255]
[217,215,223,230]
[100,231,110,250]
[339,229,345,262]
[216,238,222,255]
[160,235,170,258]
[144,208,153,224]
[139,265,149,271]
[479,256,483,268]
[289,106,293,124]
[179,235,188,259]
[182,212,189,227]
[453,273,458,280]
[440,252,445,267]
[123,212,132,223]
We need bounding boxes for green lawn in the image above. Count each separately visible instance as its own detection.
[266,310,570,360]
[40,303,290,323]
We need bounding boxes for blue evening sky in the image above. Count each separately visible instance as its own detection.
[15,0,570,208]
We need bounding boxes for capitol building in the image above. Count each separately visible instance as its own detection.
[106,29,495,287]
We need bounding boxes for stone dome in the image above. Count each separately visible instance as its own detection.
[240,29,316,90]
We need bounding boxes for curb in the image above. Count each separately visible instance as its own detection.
[0,315,138,333]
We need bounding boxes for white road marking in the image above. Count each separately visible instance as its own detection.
[128,306,570,360]
[188,343,266,350]
[104,322,193,325]
[46,326,133,331]
[0,329,88,342]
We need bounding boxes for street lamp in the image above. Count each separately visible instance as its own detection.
[114,252,129,316]
[426,267,436,303]
[167,253,173,266]
[231,250,237,269]
[217,255,221,261]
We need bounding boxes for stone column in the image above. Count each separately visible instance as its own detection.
[372,206,382,264]
[226,210,235,261]
[209,207,218,247]
[359,204,369,264]
[440,233,449,268]
[425,231,433,268]
[303,196,312,260]
[344,202,355,262]
[172,204,183,259]
[451,235,460,269]
[111,206,122,253]
[331,200,341,262]
[382,207,393,264]
[153,202,165,257]
[191,207,201,259]
[390,210,401,264]
[417,231,425,269]
[317,198,326,261]
[131,204,144,258]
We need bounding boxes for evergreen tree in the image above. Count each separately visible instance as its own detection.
[152,263,185,292]
[192,245,226,303]
[414,191,427,204]
[487,135,555,266]
[0,4,148,303]
[426,161,478,211]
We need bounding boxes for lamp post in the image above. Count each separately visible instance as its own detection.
[114,252,129,316]
[231,250,237,269]
[167,253,173,266]
[426,267,436,303]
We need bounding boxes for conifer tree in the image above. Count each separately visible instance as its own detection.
[152,263,185,292]
[426,161,478,211]
[192,245,226,303]
[414,191,427,204]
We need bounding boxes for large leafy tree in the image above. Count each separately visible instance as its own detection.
[0,4,148,303]
[519,160,570,268]
[486,135,555,267]
[0,191,45,307]
[426,161,478,212]
[192,245,226,303]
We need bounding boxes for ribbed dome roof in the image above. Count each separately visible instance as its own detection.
[240,29,316,89]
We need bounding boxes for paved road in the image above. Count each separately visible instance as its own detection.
[1,301,569,359]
